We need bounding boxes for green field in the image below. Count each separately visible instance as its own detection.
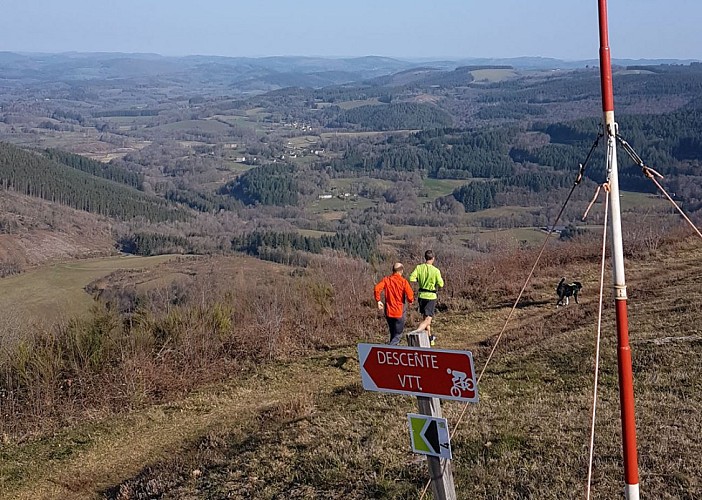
[470,68,518,82]
[219,159,254,173]
[285,135,319,148]
[385,223,547,247]
[619,190,673,210]
[328,177,395,193]
[0,255,176,321]
[101,115,159,125]
[211,115,268,132]
[421,178,467,198]
[474,226,546,246]
[155,119,233,133]
[463,205,536,223]
[319,130,413,140]
[308,196,375,215]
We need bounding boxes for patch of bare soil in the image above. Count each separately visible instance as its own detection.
[0,191,114,267]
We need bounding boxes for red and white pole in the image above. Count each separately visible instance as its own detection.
[597,1,640,498]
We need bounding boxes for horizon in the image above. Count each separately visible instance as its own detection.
[2,1,701,61]
[4,50,700,65]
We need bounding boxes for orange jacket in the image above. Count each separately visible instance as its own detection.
[374,273,414,319]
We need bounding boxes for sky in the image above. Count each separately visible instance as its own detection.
[1,0,700,61]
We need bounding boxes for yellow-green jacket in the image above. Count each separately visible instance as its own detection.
[409,263,444,300]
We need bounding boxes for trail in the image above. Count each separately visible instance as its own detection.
[1,357,357,500]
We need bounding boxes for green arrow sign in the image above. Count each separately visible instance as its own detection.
[407,413,452,459]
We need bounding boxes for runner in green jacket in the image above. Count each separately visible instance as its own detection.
[409,250,444,346]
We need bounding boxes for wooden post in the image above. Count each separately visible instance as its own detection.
[407,331,457,500]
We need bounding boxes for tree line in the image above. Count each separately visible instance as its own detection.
[329,127,517,179]
[451,170,576,212]
[93,109,160,117]
[118,233,191,256]
[165,189,240,213]
[221,163,299,206]
[333,102,453,131]
[524,103,702,193]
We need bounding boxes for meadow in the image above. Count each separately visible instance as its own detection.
[0,255,175,321]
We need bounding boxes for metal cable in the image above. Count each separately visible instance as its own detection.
[616,134,702,240]
[586,183,610,500]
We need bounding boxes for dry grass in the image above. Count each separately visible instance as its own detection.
[1,231,702,498]
[0,253,377,439]
[0,191,114,268]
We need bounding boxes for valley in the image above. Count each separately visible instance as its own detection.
[1,51,702,498]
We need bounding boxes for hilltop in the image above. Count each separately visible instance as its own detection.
[1,229,701,498]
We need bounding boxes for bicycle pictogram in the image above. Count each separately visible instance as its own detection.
[447,368,474,398]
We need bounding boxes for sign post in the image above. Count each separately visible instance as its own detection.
[358,333,477,499]
[408,330,457,500]
[357,342,478,402]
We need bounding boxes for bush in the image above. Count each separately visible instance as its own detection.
[0,255,378,438]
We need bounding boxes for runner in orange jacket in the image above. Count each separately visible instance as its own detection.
[374,262,414,345]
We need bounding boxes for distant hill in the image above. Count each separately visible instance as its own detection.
[1,52,698,94]
[368,67,446,86]
[0,52,416,92]
[368,65,518,88]
[454,56,701,70]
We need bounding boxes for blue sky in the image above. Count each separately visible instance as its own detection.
[2,0,699,60]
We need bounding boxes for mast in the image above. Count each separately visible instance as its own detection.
[597,1,640,499]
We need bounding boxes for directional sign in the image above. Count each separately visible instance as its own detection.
[357,343,478,402]
[407,413,452,459]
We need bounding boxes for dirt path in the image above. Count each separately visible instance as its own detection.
[2,355,359,500]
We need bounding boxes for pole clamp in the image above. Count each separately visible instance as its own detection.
[613,284,627,300]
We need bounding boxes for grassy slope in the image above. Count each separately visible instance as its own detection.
[0,254,288,323]
[0,255,176,320]
[2,240,702,499]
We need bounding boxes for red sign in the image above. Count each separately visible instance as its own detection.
[358,344,478,402]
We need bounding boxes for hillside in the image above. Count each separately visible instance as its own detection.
[2,53,702,499]
[0,190,114,272]
[0,142,187,223]
[1,234,701,498]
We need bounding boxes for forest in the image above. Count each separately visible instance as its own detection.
[0,142,186,222]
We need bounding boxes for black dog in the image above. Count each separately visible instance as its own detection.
[556,277,582,307]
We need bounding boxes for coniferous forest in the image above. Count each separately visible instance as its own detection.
[0,142,187,222]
